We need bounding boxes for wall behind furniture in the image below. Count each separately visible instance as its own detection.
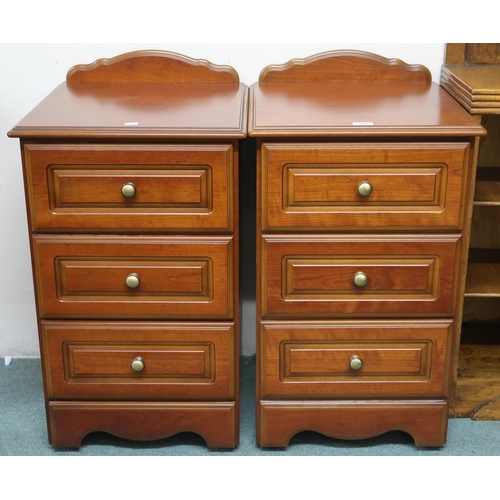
[0,43,445,357]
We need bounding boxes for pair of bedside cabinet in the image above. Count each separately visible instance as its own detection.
[8,49,485,448]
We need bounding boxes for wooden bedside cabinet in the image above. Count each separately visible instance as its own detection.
[249,50,485,447]
[8,51,248,448]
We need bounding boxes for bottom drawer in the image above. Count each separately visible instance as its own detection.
[42,321,235,400]
[260,320,452,399]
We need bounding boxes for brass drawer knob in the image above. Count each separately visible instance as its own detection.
[121,182,137,198]
[131,357,145,372]
[349,355,363,371]
[125,273,140,288]
[357,181,373,197]
[354,271,368,287]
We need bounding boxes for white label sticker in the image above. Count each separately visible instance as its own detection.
[124,122,139,126]
[352,122,374,126]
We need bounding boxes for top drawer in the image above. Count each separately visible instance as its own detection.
[23,143,234,233]
[261,142,470,231]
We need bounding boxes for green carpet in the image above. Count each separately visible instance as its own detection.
[1,356,499,456]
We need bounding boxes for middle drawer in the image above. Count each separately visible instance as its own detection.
[33,235,234,319]
[261,234,460,318]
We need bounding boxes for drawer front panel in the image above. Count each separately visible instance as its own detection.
[262,235,460,318]
[24,143,234,232]
[260,321,452,398]
[261,142,470,230]
[33,236,233,319]
[42,321,235,399]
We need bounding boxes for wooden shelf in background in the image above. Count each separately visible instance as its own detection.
[465,263,500,296]
[475,166,500,205]
[443,44,500,421]
[475,181,500,205]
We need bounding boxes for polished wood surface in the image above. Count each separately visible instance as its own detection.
[9,50,245,447]
[7,50,247,140]
[253,50,483,447]
[49,401,237,448]
[24,143,235,233]
[441,44,500,419]
[42,321,234,400]
[262,235,460,317]
[259,50,432,84]
[249,82,483,137]
[66,50,240,84]
[33,235,233,319]
[258,400,449,447]
[260,320,452,399]
[8,82,248,139]
[261,142,471,230]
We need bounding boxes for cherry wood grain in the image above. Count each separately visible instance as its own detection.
[249,82,484,137]
[23,143,235,233]
[9,83,248,139]
[261,142,471,231]
[255,50,482,447]
[41,321,234,400]
[67,50,240,84]
[260,320,452,399]
[10,51,244,448]
[259,50,432,84]
[8,51,247,139]
[33,235,233,319]
[49,401,238,448]
[261,234,460,318]
[258,400,448,447]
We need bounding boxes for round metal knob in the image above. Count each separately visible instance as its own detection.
[131,357,145,372]
[125,273,140,288]
[349,355,363,371]
[354,271,368,287]
[121,182,137,198]
[358,181,373,197]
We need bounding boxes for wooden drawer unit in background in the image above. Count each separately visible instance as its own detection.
[8,51,248,448]
[441,43,500,419]
[249,50,485,447]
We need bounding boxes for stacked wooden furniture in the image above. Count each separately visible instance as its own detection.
[8,51,247,448]
[249,50,485,447]
[441,43,500,419]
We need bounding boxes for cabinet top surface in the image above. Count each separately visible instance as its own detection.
[8,82,248,139]
[442,65,500,94]
[249,82,485,137]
